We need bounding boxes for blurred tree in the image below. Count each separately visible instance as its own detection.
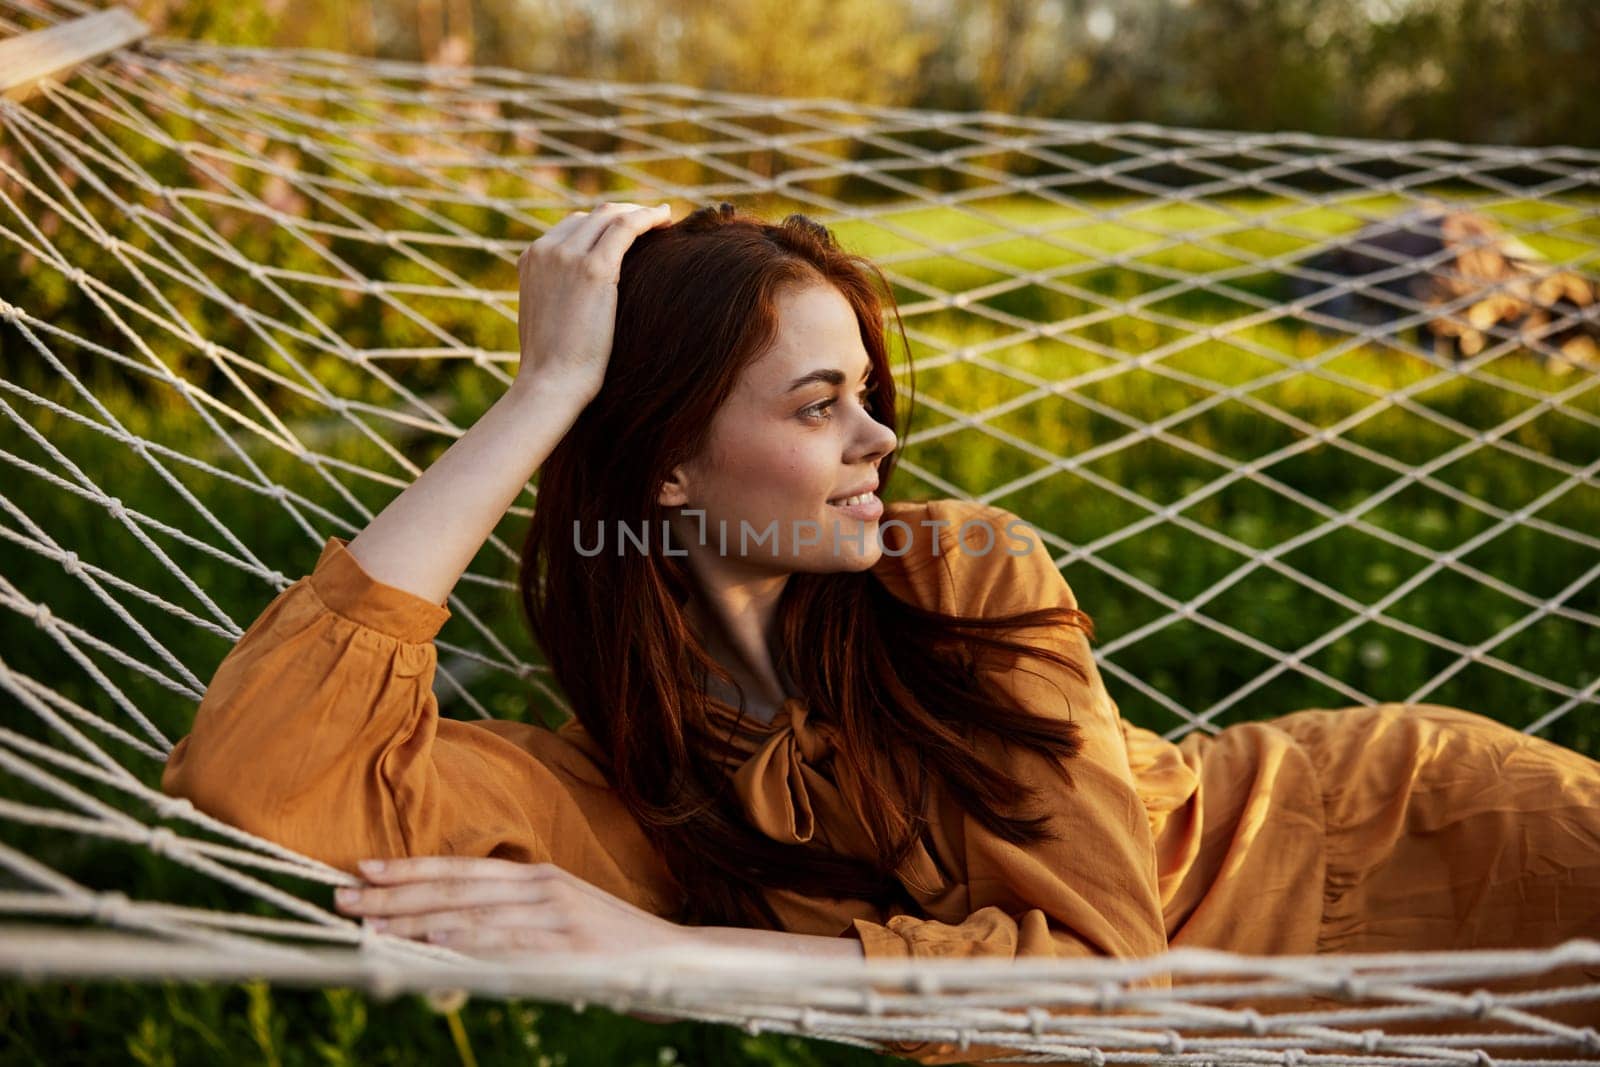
[1356,0,1600,147]
[117,0,1600,149]
[641,0,937,108]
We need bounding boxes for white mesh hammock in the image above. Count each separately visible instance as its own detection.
[2,3,1598,1063]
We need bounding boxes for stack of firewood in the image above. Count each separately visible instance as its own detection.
[1288,202,1599,373]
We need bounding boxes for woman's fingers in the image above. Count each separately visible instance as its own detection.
[357,856,541,884]
[532,208,591,247]
[338,860,689,959]
[426,924,573,955]
[512,200,672,398]
[589,204,673,262]
[336,876,548,917]
[561,202,660,256]
[368,903,565,940]
[351,857,662,925]
[529,202,666,256]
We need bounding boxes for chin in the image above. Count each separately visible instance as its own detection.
[826,542,883,573]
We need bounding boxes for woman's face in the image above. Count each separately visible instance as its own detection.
[659,281,899,575]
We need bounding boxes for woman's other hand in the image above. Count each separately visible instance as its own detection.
[334,855,690,957]
[515,202,674,404]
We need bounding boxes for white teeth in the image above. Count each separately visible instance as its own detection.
[829,492,874,507]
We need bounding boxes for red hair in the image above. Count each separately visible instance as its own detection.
[519,202,1093,929]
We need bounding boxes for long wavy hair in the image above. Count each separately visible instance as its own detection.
[520,202,1095,929]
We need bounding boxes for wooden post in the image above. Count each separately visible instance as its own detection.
[0,7,151,103]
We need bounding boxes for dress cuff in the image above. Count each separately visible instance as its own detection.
[307,536,452,644]
[850,918,911,959]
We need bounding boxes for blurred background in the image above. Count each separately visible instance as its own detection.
[133,0,1599,148]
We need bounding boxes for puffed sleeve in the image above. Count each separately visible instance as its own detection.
[161,536,681,916]
[850,499,1169,965]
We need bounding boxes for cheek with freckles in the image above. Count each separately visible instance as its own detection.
[694,442,861,565]
[714,431,813,509]
[691,433,798,529]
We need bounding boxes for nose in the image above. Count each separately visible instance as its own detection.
[848,404,897,466]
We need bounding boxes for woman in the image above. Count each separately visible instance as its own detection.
[163,202,1600,1059]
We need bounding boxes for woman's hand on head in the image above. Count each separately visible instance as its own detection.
[515,202,674,405]
[333,855,691,958]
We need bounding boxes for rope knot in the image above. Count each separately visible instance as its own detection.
[1095,981,1119,1012]
[1337,975,1367,999]
[1241,1008,1267,1036]
[1361,1028,1385,1052]
[1578,1028,1600,1054]
[93,890,132,925]
[1467,989,1495,1019]
[1284,1049,1303,1067]
[0,299,16,321]
[1088,1048,1106,1067]
[1162,1030,1185,1054]
[32,603,52,627]
[61,551,82,576]
[152,796,194,820]
[1026,1006,1048,1035]
[106,497,125,520]
[146,826,178,858]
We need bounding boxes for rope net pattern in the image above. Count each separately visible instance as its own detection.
[1,1,1598,1061]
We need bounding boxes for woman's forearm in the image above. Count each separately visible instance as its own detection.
[344,374,594,606]
[692,925,866,959]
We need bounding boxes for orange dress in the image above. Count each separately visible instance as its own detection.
[163,498,1600,1060]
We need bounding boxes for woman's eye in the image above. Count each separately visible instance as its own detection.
[800,399,832,420]
[800,382,874,422]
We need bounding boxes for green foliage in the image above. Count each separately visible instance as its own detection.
[122,0,1599,148]
[0,982,914,1066]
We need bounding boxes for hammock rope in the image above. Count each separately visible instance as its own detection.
[2,1,1598,1061]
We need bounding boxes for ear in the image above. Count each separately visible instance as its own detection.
[657,466,691,508]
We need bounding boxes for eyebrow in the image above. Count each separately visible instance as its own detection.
[784,364,874,393]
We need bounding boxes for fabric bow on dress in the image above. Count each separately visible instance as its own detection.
[723,697,961,907]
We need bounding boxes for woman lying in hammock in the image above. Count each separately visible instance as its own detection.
[162,202,1600,1058]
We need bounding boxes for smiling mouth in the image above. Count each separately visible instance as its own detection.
[827,491,878,507]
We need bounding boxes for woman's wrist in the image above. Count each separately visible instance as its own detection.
[506,367,600,413]
[688,924,866,959]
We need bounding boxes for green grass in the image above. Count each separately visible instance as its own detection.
[2,981,895,1066]
[3,191,1598,1063]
